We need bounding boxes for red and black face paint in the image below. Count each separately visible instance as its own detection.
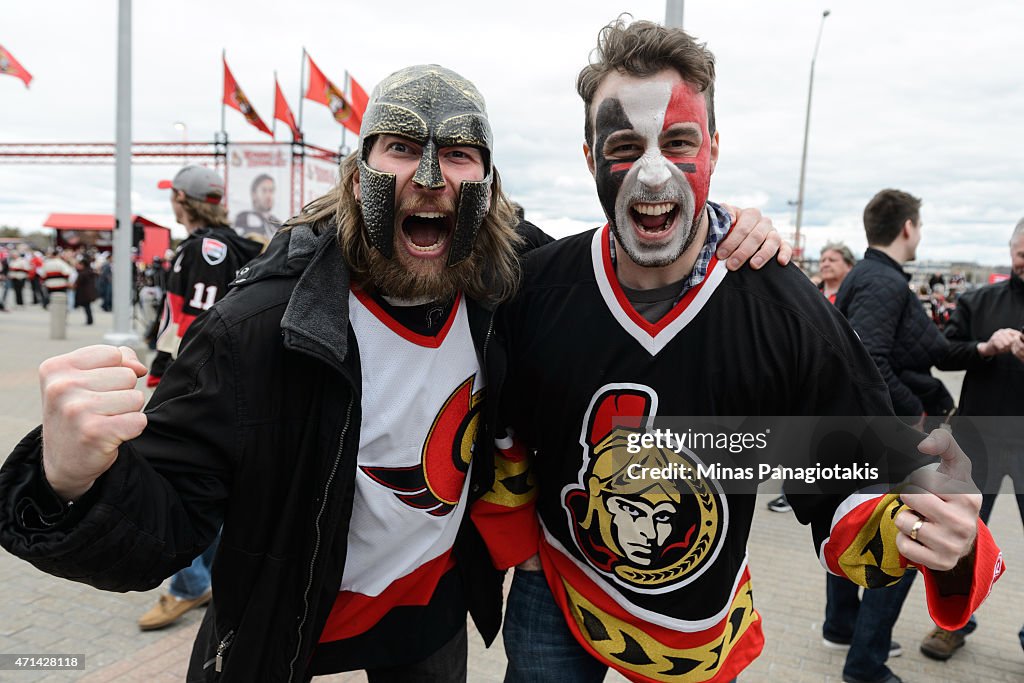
[662,81,712,222]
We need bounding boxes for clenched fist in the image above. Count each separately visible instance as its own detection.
[40,345,149,502]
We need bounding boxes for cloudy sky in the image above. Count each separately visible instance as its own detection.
[2,0,1022,265]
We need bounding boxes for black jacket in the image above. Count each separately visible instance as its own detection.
[936,272,1024,436]
[0,222,549,682]
[835,248,950,417]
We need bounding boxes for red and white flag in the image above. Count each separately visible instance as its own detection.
[304,53,360,135]
[0,44,32,88]
[223,56,272,137]
[349,73,369,120]
[274,76,300,140]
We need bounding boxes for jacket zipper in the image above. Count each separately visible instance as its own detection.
[481,311,495,370]
[287,396,354,682]
[473,311,497,498]
[202,629,235,674]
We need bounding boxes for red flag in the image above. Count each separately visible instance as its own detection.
[349,74,369,120]
[0,44,32,88]
[304,54,360,135]
[274,77,300,140]
[223,57,272,137]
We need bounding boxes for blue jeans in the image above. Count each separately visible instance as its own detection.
[169,533,220,600]
[503,569,736,683]
[825,571,915,682]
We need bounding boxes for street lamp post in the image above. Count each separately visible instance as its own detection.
[794,9,830,265]
[104,0,139,348]
[665,0,684,29]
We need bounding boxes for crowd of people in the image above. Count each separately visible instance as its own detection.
[0,244,111,322]
[0,17,1021,683]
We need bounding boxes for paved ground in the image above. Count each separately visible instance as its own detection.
[0,304,1021,682]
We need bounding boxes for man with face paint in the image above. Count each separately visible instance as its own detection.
[488,19,1003,683]
[0,62,785,681]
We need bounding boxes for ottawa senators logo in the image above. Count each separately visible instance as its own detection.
[562,384,728,593]
[361,375,482,516]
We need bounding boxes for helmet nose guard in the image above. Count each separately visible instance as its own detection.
[413,140,446,190]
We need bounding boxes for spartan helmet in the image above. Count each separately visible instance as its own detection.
[357,64,493,266]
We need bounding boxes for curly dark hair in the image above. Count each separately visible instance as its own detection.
[577,16,716,146]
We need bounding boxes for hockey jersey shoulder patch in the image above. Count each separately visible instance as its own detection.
[201,238,228,266]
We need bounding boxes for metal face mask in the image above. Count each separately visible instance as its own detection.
[357,65,493,266]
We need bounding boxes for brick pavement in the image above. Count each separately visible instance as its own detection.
[0,304,1021,682]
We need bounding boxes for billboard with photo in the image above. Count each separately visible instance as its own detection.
[227,143,291,241]
[302,155,340,212]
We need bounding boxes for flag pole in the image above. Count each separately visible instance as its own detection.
[220,49,227,136]
[105,0,138,347]
[272,70,278,140]
[342,70,351,153]
[298,48,306,142]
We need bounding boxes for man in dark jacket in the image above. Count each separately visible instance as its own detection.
[828,189,953,683]
[836,189,952,423]
[918,218,1024,659]
[0,65,782,682]
[74,253,98,325]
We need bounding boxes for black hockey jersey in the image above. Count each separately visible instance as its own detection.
[155,226,262,360]
[481,218,1003,683]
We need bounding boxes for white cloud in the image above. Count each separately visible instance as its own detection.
[0,0,1021,264]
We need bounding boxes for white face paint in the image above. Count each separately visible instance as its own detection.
[618,79,675,190]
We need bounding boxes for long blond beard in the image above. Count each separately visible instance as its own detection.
[365,247,481,301]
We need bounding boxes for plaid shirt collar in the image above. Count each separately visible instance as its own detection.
[608,201,731,301]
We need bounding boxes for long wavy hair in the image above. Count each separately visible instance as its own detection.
[284,153,523,304]
[180,195,230,228]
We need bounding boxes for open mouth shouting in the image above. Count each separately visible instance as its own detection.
[400,209,454,259]
[629,201,680,241]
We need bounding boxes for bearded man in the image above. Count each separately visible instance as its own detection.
[486,20,1003,683]
[0,64,781,681]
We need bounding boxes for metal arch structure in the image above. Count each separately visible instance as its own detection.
[0,140,342,216]
[0,141,225,166]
